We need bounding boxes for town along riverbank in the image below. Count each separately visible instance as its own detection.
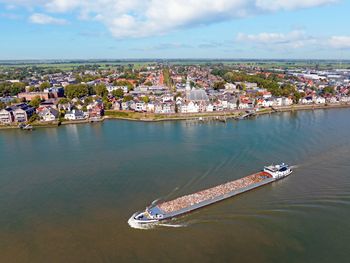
[104,102,350,121]
[1,102,350,130]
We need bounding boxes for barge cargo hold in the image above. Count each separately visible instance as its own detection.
[130,163,292,225]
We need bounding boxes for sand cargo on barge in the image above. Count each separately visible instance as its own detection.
[130,163,292,224]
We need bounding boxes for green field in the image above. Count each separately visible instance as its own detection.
[1,59,350,71]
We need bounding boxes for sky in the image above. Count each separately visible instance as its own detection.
[0,0,349,60]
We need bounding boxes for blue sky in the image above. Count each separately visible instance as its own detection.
[0,0,349,60]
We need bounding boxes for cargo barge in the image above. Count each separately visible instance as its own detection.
[130,163,292,224]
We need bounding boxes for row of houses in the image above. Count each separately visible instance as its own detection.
[0,103,35,124]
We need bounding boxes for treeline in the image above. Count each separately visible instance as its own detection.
[0,82,26,97]
[163,68,173,88]
[212,69,300,99]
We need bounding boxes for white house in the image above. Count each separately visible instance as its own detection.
[38,107,59,122]
[64,109,86,120]
[206,104,214,112]
[135,102,146,112]
[300,97,313,104]
[315,96,326,104]
[273,97,283,107]
[282,97,293,106]
[162,95,173,103]
[262,99,273,107]
[146,103,155,112]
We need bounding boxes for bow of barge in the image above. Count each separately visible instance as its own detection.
[130,163,292,225]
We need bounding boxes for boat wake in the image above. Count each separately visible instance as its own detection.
[127,216,188,230]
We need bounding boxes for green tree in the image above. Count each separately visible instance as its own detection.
[0,101,5,110]
[111,88,124,98]
[114,80,133,91]
[163,68,173,88]
[94,83,108,97]
[144,81,153,86]
[322,86,335,95]
[29,96,42,108]
[293,91,301,104]
[58,98,70,104]
[123,95,133,102]
[64,84,89,99]
[29,86,36,92]
[213,81,226,90]
[29,113,39,123]
[104,101,112,110]
[83,97,93,106]
[142,96,150,103]
[39,82,50,91]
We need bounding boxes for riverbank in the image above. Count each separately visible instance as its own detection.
[104,103,350,121]
[1,103,350,130]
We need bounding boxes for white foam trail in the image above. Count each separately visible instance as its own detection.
[158,223,187,228]
[127,216,187,230]
[127,216,157,230]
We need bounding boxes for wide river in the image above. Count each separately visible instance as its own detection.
[0,109,349,262]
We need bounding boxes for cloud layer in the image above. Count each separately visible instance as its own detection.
[29,13,68,25]
[0,0,337,38]
[236,30,350,51]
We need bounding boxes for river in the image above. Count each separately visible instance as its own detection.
[0,109,349,262]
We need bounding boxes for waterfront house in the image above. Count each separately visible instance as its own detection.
[282,97,293,106]
[0,107,14,124]
[206,104,214,112]
[300,96,313,104]
[146,103,155,113]
[0,103,35,124]
[135,102,146,112]
[37,107,59,122]
[88,105,104,118]
[13,104,35,122]
[315,97,326,104]
[327,97,338,104]
[64,109,86,120]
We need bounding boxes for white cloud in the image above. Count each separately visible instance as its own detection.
[29,13,68,25]
[236,30,313,48]
[236,30,350,51]
[329,36,350,49]
[1,0,337,38]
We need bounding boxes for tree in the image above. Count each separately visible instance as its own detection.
[64,84,89,99]
[94,83,108,97]
[29,113,39,123]
[58,98,70,104]
[142,96,150,103]
[123,95,133,102]
[213,81,226,90]
[103,101,112,110]
[39,82,50,91]
[114,80,133,91]
[163,68,173,88]
[29,86,36,92]
[144,81,153,86]
[293,91,301,104]
[29,96,42,108]
[0,82,26,96]
[0,101,5,110]
[112,88,124,98]
[83,97,93,106]
[322,86,335,95]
